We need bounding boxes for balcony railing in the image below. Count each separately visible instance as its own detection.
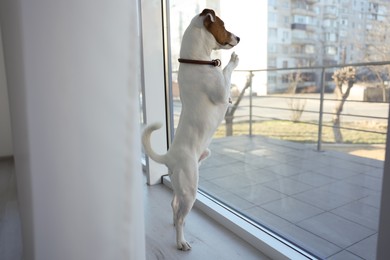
[235,61,390,150]
[172,60,390,153]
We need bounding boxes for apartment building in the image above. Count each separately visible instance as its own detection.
[268,0,389,93]
[169,0,388,93]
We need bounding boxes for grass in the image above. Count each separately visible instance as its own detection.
[214,120,387,144]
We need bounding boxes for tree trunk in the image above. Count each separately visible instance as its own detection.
[332,79,344,143]
[381,82,387,102]
[225,115,233,136]
[332,107,343,143]
[224,72,253,136]
[331,67,355,143]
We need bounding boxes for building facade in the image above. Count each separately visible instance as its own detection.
[268,0,389,93]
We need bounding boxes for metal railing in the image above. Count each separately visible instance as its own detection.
[171,60,390,151]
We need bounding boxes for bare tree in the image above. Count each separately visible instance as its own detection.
[285,72,306,122]
[332,66,356,143]
[225,72,253,136]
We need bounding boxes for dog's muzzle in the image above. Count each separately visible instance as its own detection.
[223,35,240,48]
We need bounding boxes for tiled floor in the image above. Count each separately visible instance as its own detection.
[199,135,384,259]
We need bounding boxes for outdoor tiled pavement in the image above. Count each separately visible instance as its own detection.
[199,135,384,259]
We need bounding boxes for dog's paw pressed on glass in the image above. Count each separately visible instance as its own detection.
[230,52,239,66]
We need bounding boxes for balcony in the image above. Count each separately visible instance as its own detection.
[323,9,338,19]
[200,134,382,259]
[305,0,319,3]
[291,36,316,44]
[305,24,317,32]
[172,61,389,259]
[291,23,307,30]
[291,7,316,17]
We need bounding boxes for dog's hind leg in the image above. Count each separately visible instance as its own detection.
[175,193,196,251]
[171,193,179,226]
[170,166,198,251]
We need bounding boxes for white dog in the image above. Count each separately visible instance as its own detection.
[142,9,239,251]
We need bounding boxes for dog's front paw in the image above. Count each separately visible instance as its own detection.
[229,52,239,68]
[177,240,192,251]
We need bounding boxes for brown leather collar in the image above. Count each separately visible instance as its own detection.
[178,58,221,67]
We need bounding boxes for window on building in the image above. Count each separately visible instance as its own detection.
[268,28,277,38]
[305,44,315,54]
[284,16,289,24]
[268,43,277,53]
[282,31,289,42]
[325,32,338,42]
[293,15,308,24]
[268,75,277,84]
[269,13,277,24]
[325,46,338,55]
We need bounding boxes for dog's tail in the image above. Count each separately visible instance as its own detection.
[142,123,167,164]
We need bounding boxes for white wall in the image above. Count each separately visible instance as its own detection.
[0,0,145,259]
[0,26,13,157]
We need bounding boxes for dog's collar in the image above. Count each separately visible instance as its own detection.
[178,58,221,67]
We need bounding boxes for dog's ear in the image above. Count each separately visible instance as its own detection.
[200,9,216,28]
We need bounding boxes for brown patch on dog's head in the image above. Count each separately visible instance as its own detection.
[200,9,236,47]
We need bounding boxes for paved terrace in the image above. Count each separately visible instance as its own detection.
[199,135,383,259]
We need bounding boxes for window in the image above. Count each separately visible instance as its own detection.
[160,1,390,259]
[268,58,277,67]
[268,43,277,53]
[325,46,338,55]
[281,0,290,9]
[284,16,289,24]
[293,15,308,24]
[268,75,277,84]
[282,31,289,41]
[340,18,348,26]
[324,5,338,15]
[305,44,315,54]
[268,28,277,38]
[268,13,277,24]
[325,32,338,42]
[324,19,337,28]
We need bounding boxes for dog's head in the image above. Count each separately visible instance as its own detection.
[199,9,240,50]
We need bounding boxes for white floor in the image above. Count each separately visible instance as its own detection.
[0,158,269,260]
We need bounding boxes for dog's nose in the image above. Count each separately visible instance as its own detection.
[236,36,240,43]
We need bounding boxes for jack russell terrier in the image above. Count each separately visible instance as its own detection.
[142,9,239,251]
